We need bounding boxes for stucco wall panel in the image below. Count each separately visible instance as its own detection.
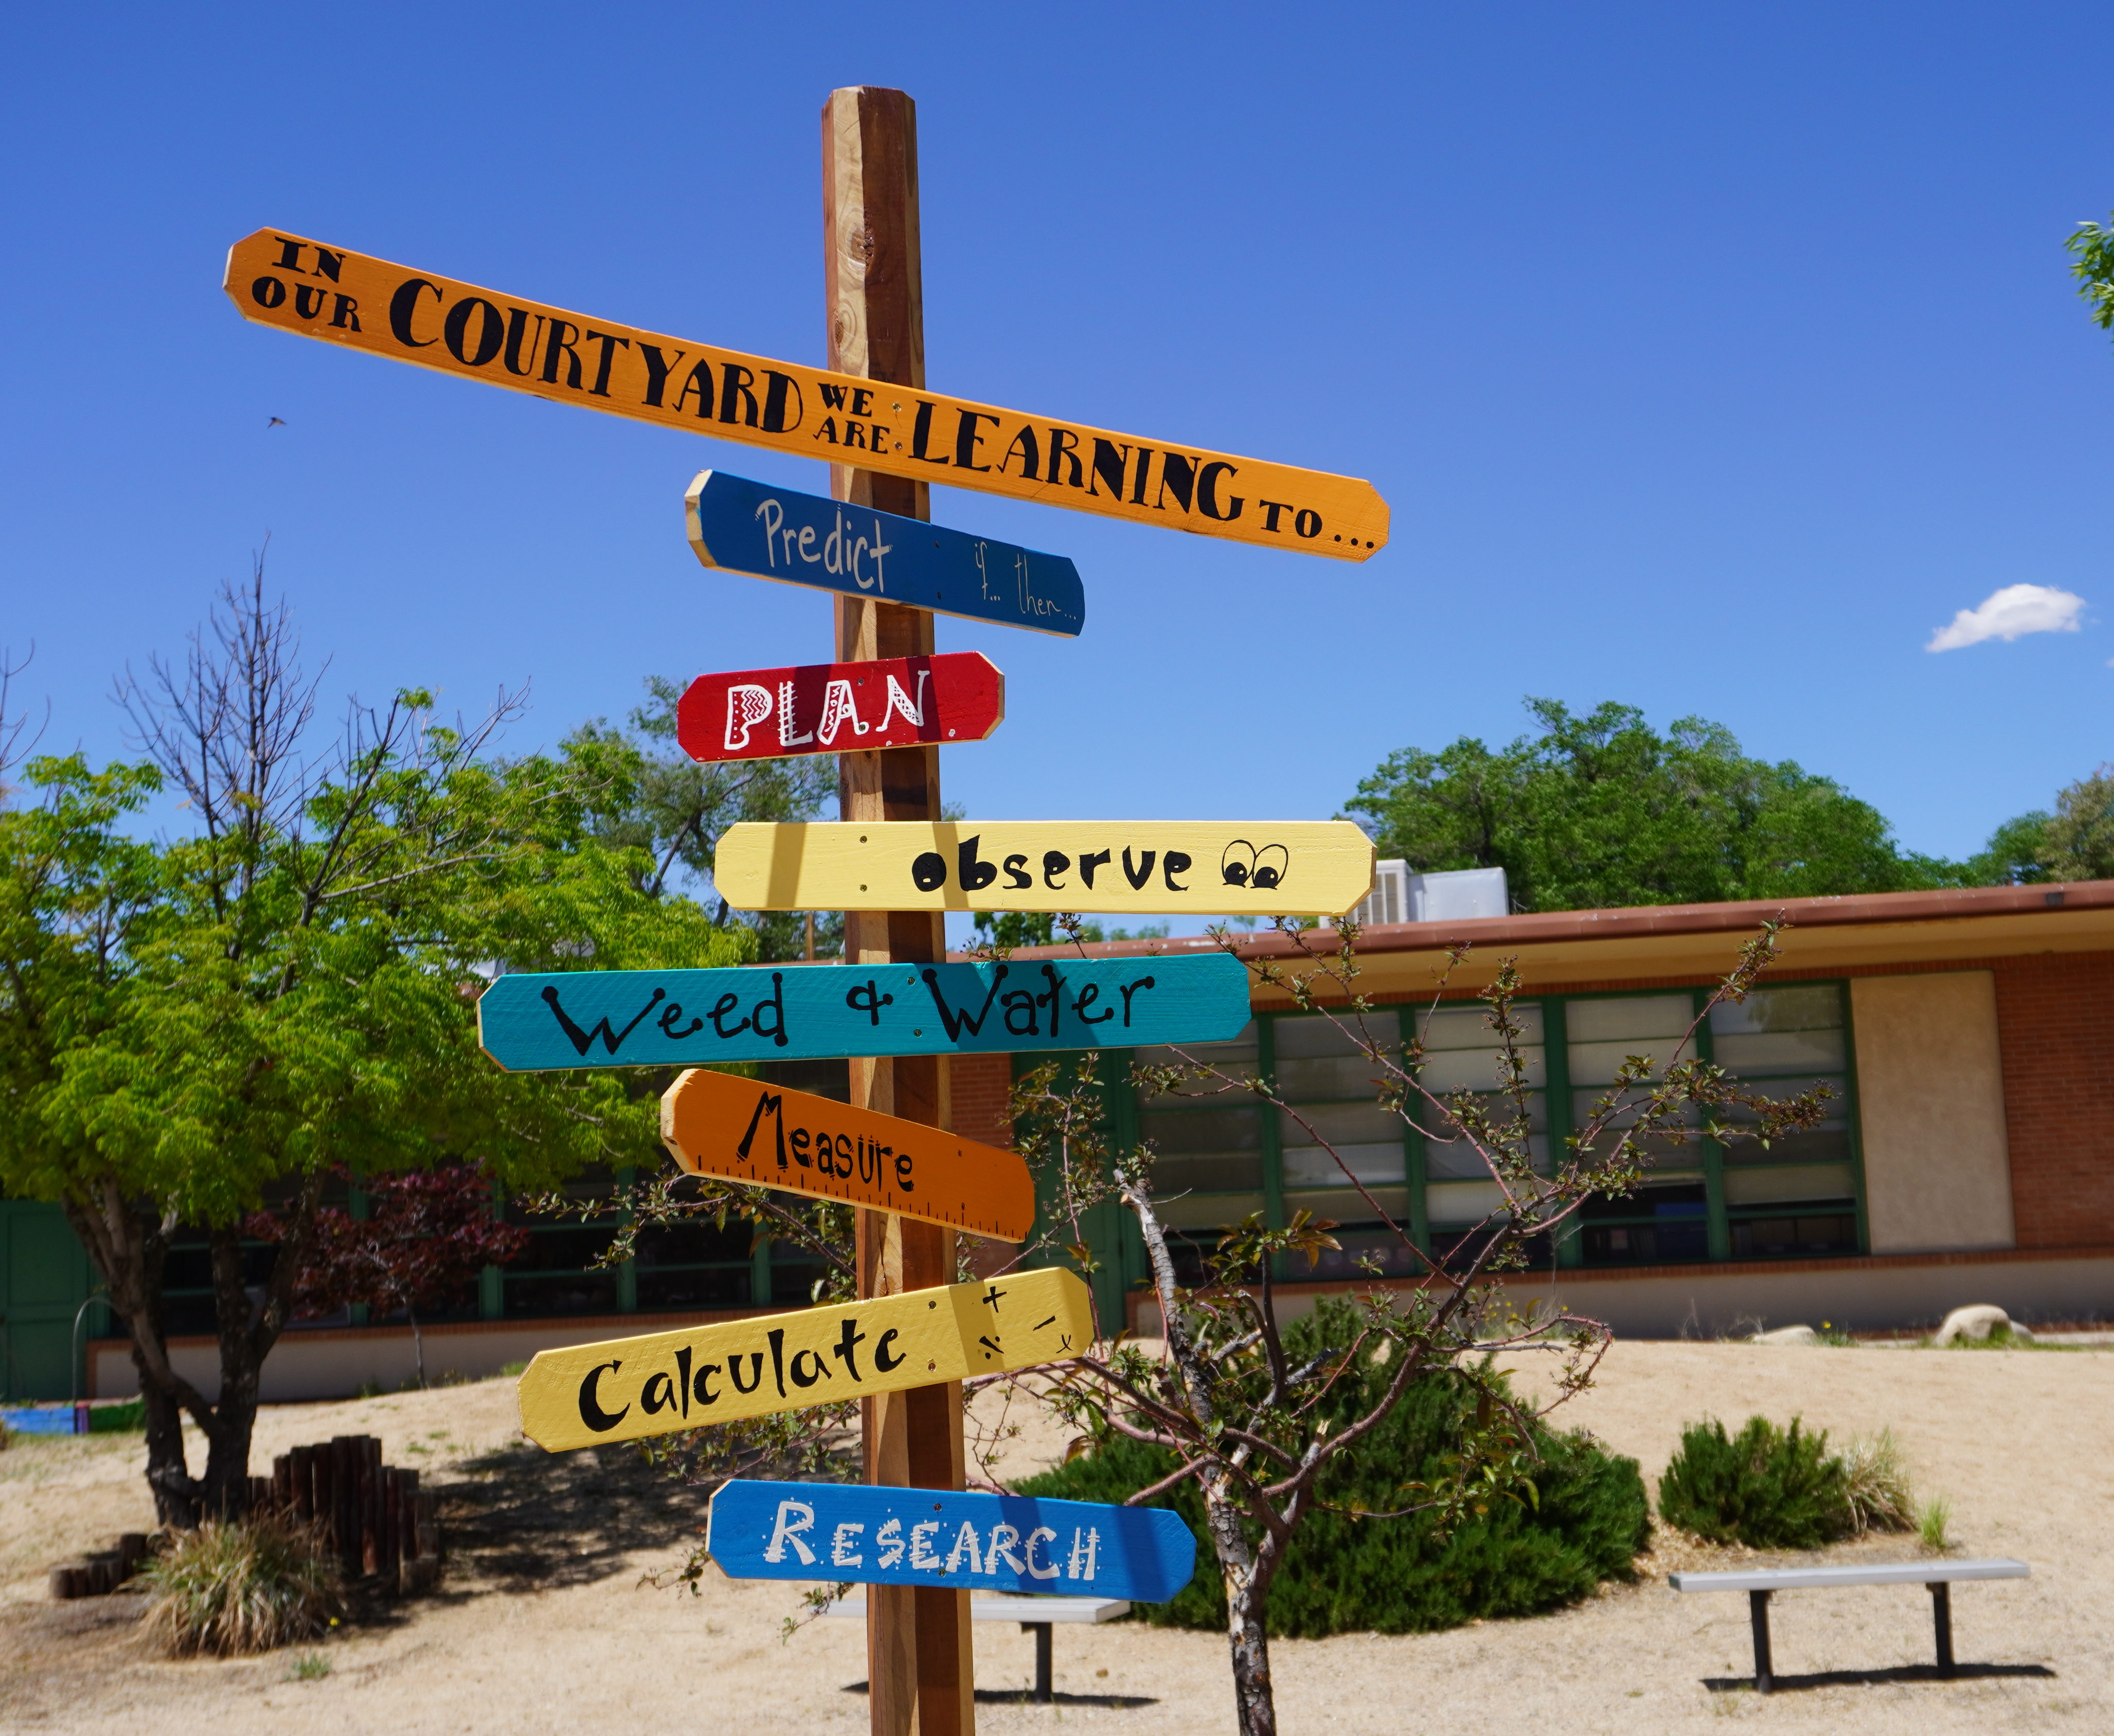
[1852,972,2014,1252]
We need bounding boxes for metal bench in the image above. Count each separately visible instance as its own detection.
[823,1593,1130,1703]
[1669,1558,2030,1692]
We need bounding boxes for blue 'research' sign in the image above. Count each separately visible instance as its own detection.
[685,469,1084,636]
[707,1479,1195,1603]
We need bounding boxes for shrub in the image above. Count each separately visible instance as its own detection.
[1656,1416,1848,1547]
[1015,1303,1651,1637]
[139,1517,342,1656]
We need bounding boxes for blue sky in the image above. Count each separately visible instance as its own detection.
[5,3,2113,935]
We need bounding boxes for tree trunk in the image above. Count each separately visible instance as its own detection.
[203,1224,262,1518]
[1201,1471,1278,1736]
[1224,1560,1277,1736]
[62,1189,209,1525]
[63,1171,323,1527]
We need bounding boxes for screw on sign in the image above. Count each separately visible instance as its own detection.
[677,650,1004,763]
[514,1267,1094,1453]
[658,1066,1035,1242]
[713,819,1378,918]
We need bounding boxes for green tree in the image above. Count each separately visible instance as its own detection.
[1959,810,2055,886]
[1345,699,1943,912]
[571,675,838,962]
[2043,766,2114,880]
[0,574,745,1523]
[2065,211,2114,340]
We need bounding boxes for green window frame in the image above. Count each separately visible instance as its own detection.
[1053,977,1867,1301]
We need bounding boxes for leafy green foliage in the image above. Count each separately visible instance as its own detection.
[0,576,756,1522]
[1019,1308,1649,1637]
[1655,1416,1848,1547]
[968,912,1169,948]
[1344,698,1948,912]
[139,1517,342,1656]
[1960,810,2055,886]
[2066,212,2114,335]
[1958,765,2114,886]
[574,675,837,963]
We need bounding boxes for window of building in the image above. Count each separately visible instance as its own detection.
[1075,979,1865,1287]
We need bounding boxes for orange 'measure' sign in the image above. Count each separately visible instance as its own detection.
[660,1067,1035,1242]
[223,228,1389,561]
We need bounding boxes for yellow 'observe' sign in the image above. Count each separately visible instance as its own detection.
[517,1267,1092,1453]
[713,821,1376,918]
[223,228,1388,561]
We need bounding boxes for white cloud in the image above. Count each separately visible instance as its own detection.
[1926,583,2086,652]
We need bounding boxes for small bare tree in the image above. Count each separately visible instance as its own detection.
[996,916,1829,1736]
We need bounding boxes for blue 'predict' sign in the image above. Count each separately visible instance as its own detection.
[685,469,1085,636]
[476,954,1250,1071]
[707,1479,1196,1603]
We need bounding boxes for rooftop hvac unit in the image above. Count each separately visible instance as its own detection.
[1349,862,1509,927]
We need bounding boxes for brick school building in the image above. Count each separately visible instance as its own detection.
[5,880,2109,1403]
[946,880,2114,1340]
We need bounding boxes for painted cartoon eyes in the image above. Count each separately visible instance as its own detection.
[1220,842,1289,890]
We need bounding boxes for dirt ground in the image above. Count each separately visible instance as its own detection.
[2,1338,2107,1735]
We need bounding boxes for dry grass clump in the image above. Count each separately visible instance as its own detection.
[1836,1428,1917,1535]
[138,1516,342,1656]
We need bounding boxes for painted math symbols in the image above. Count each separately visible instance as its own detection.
[678,651,1002,764]
[685,471,1083,635]
[224,230,1389,559]
[475,954,1252,1072]
[660,1068,1034,1242]
[715,821,1377,919]
[709,1481,1196,1604]
[517,1268,1093,1452]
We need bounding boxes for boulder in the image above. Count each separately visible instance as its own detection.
[1933,1304,2033,1346]
[1749,1325,1820,1346]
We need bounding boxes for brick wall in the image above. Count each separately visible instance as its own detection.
[1993,953,2114,1249]
[951,1052,1015,1149]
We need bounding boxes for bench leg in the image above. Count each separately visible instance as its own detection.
[1929,1582,1955,1678]
[1748,1589,1775,1693]
[1028,1621,1052,1702]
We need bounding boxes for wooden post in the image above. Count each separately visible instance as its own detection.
[822,84,973,1736]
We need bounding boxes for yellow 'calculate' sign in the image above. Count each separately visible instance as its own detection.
[223,229,1388,561]
[517,1267,1092,1453]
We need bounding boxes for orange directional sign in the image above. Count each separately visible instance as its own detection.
[223,228,1389,561]
[660,1068,1034,1242]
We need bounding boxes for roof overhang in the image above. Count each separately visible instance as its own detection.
[958,882,2114,1006]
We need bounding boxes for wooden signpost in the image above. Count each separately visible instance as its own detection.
[660,1067,1034,1242]
[708,1479,1196,1604]
[475,954,1251,1071]
[677,650,1004,763]
[228,80,1391,1736]
[221,230,1388,559]
[516,1266,1092,1453]
[715,819,1377,918]
[687,471,1084,635]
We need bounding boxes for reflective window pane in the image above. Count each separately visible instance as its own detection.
[1425,1179,1509,1226]
[1417,1005,1546,1090]
[1566,994,1698,1086]
[1135,1023,1258,1096]
[1721,1163,1856,1207]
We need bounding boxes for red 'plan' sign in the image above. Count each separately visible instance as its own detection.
[677,651,1003,763]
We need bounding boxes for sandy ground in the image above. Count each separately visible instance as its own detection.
[2,1339,2107,1735]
